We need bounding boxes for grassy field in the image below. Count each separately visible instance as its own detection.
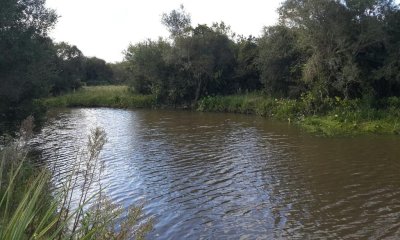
[42,86,400,136]
[42,85,156,109]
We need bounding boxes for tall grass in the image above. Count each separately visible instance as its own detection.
[197,94,400,136]
[42,86,156,109]
[0,117,153,239]
[0,116,60,239]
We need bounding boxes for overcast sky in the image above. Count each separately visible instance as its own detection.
[45,0,283,62]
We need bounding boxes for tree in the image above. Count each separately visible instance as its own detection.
[52,42,84,95]
[108,61,131,84]
[0,0,58,121]
[125,39,171,96]
[125,6,239,104]
[258,26,304,97]
[161,4,191,38]
[370,5,400,97]
[83,57,113,85]
[161,23,236,103]
[234,36,261,92]
[278,0,399,99]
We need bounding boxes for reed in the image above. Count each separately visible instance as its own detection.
[197,94,400,136]
[0,117,152,239]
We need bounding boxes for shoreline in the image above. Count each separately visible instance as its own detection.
[41,86,400,137]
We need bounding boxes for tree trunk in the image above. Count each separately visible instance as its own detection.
[194,78,203,103]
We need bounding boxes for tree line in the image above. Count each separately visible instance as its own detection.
[125,1,400,105]
[0,0,126,124]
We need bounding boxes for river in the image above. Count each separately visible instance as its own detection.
[31,108,400,239]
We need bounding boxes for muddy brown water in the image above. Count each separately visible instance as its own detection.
[31,108,400,239]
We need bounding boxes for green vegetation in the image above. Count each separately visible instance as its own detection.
[0,0,129,129]
[42,86,400,136]
[197,94,400,136]
[0,0,58,126]
[118,1,400,136]
[2,0,400,238]
[3,0,400,137]
[42,86,156,109]
[125,2,400,104]
[0,118,152,239]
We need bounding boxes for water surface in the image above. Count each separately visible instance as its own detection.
[31,108,400,239]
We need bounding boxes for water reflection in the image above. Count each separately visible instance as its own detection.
[31,108,400,239]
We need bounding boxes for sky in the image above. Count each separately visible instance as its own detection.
[45,0,283,63]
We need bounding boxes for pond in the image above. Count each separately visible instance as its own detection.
[31,108,400,239]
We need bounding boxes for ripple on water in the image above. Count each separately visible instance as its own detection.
[31,108,400,239]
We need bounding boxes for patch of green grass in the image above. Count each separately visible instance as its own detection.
[301,117,400,136]
[42,86,156,109]
[197,94,303,119]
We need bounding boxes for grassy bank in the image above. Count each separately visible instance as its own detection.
[197,94,400,136]
[43,86,400,136]
[42,85,156,109]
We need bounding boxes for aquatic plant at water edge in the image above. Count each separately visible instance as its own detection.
[0,117,152,239]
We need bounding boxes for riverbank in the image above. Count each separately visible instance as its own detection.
[197,94,400,136]
[41,86,400,136]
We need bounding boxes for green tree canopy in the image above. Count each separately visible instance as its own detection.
[258,26,304,97]
[52,42,84,94]
[0,0,58,120]
[83,57,113,85]
[278,0,400,99]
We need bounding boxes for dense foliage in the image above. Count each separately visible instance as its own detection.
[125,6,239,104]
[126,1,400,106]
[52,42,85,95]
[83,57,113,85]
[0,0,57,122]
